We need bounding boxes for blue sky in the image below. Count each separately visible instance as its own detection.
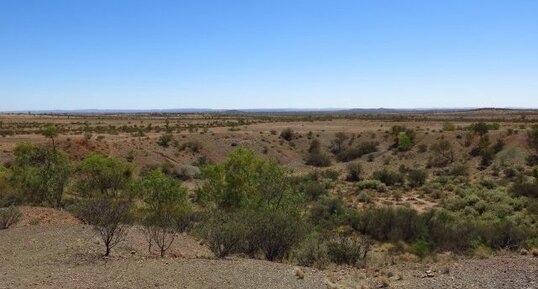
[1,0,537,110]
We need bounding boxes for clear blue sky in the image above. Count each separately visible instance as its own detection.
[1,0,537,110]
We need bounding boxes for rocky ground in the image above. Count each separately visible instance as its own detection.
[0,207,536,289]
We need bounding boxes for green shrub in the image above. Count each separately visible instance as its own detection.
[204,210,248,258]
[510,182,538,198]
[327,235,370,267]
[356,179,387,192]
[76,153,133,199]
[345,162,363,182]
[11,143,71,207]
[428,140,454,167]
[358,207,422,243]
[0,206,21,229]
[407,169,427,187]
[245,207,305,261]
[280,128,294,141]
[198,148,293,209]
[450,164,469,177]
[372,169,404,186]
[133,169,191,257]
[397,132,414,151]
[157,133,173,147]
[335,142,378,162]
[357,191,373,203]
[294,178,329,200]
[308,197,346,230]
[293,234,330,268]
[306,140,331,167]
[409,238,433,259]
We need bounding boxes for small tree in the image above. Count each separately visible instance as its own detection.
[397,132,413,151]
[305,139,331,167]
[77,198,130,256]
[42,125,59,151]
[12,143,71,207]
[133,169,190,257]
[76,153,133,198]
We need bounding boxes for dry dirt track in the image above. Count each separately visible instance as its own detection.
[0,221,537,289]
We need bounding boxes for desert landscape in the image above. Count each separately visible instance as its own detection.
[2,1,538,288]
[1,109,537,289]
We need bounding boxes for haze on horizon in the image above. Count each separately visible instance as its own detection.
[1,1,537,111]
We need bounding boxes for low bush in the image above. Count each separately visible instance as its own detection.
[345,162,363,182]
[335,142,378,162]
[0,206,21,229]
[409,238,433,259]
[204,210,248,258]
[157,133,173,147]
[245,208,305,261]
[305,139,332,167]
[358,207,422,243]
[280,128,294,141]
[356,179,387,192]
[510,182,538,198]
[327,235,370,267]
[293,234,330,269]
[178,141,202,153]
[372,169,404,186]
[408,169,427,188]
[305,152,332,167]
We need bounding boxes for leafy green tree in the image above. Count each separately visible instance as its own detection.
[198,148,294,210]
[76,153,133,198]
[199,148,306,260]
[42,125,59,151]
[133,169,190,257]
[12,143,71,207]
[397,132,413,151]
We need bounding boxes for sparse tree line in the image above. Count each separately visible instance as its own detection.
[0,124,537,267]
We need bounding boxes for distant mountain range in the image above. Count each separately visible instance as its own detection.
[1,107,537,115]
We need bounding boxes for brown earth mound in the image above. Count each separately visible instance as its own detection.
[17,206,81,227]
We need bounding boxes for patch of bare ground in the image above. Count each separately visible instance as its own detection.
[16,206,81,227]
[330,254,538,289]
[0,222,326,289]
